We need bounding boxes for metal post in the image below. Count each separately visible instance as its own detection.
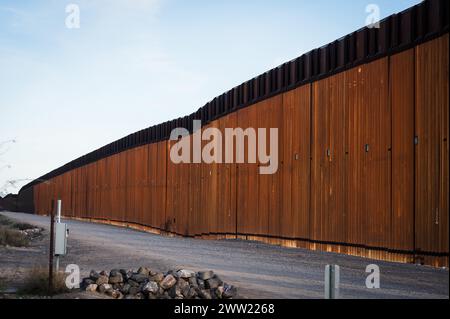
[56,199,61,223]
[55,200,61,272]
[48,199,55,295]
[324,265,340,299]
[55,257,60,273]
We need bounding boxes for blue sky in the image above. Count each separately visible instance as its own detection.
[0,0,420,194]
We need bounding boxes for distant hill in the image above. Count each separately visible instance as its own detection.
[0,194,18,211]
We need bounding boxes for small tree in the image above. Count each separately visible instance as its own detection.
[0,139,16,196]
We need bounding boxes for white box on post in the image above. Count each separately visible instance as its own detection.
[55,222,67,256]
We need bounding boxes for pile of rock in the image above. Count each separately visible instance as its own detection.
[81,267,237,299]
[20,228,42,240]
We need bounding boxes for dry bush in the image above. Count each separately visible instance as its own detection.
[0,214,13,226]
[0,226,29,247]
[0,214,35,230]
[0,278,5,292]
[12,222,36,231]
[18,267,70,296]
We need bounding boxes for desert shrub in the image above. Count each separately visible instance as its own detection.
[11,222,36,231]
[18,267,69,296]
[0,214,13,226]
[0,226,29,247]
[0,214,35,230]
[0,278,5,292]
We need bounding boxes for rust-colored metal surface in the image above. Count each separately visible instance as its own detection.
[391,49,415,252]
[22,1,449,267]
[312,72,346,245]
[415,34,449,260]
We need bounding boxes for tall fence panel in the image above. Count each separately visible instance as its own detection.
[19,0,449,266]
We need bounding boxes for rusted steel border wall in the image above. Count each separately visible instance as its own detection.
[19,0,449,266]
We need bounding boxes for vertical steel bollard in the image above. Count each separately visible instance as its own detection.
[324,265,340,299]
[55,200,62,272]
[48,199,55,295]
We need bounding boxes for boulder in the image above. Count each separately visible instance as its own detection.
[120,283,131,294]
[135,292,145,299]
[85,284,98,292]
[149,273,164,283]
[215,286,224,299]
[137,267,150,276]
[109,269,121,277]
[96,275,109,286]
[182,286,196,299]
[160,274,177,289]
[128,279,140,287]
[81,268,236,300]
[168,285,182,299]
[109,273,123,284]
[98,283,112,293]
[128,286,140,296]
[106,289,122,299]
[81,278,94,288]
[112,283,123,290]
[198,289,212,299]
[124,270,134,280]
[157,287,165,297]
[119,269,128,278]
[177,269,195,279]
[197,270,214,280]
[89,270,100,281]
[197,278,205,290]
[147,293,158,299]
[176,278,189,291]
[142,281,159,295]
[130,273,148,283]
[188,276,198,287]
[222,284,237,299]
[160,292,171,299]
[166,269,176,276]
[205,275,222,289]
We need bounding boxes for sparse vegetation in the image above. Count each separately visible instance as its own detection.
[0,278,5,292]
[0,214,42,247]
[0,214,13,226]
[0,226,29,247]
[17,267,69,296]
[0,214,35,230]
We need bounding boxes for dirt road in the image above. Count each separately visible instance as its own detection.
[0,212,448,299]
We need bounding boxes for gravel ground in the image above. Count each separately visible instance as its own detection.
[0,211,448,299]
